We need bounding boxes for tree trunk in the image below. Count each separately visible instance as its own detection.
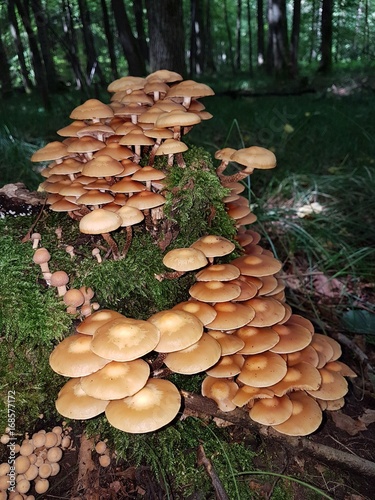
[132,0,149,63]
[319,0,334,73]
[101,0,118,80]
[111,0,146,76]
[257,0,265,65]
[14,0,50,108]
[30,0,59,92]
[308,0,318,63]
[290,0,301,76]
[8,0,33,92]
[236,0,242,72]
[77,0,106,87]
[0,32,13,98]
[223,0,235,73]
[145,0,186,76]
[190,0,205,76]
[266,0,290,75]
[205,0,216,73]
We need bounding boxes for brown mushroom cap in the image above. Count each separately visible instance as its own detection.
[235,326,280,355]
[31,141,68,162]
[49,333,111,377]
[237,352,287,387]
[306,367,348,401]
[107,76,146,93]
[287,345,320,367]
[269,362,322,396]
[231,146,276,170]
[164,333,222,374]
[206,330,245,355]
[245,297,286,327]
[250,395,293,426]
[269,322,313,354]
[154,138,189,155]
[195,264,240,282]
[324,360,357,378]
[206,354,245,378]
[76,309,124,335]
[81,155,124,177]
[189,280,241,303]
[80,359,150,400]
[231,254,282,277]
[90,317,160,361]
[126,190,166,210]
[70,99,114,121]
[205,302,256,330]
[56,378,109,419]
[105,379,181,433]
[231,385,274,407]
[272,391,322,436]
[148,309,203,353]
[79,209,122,235]
[162,248,208,272]
[201,376,239,412]
[171,300,217,325]
[311,333,342,362]
[190,235,235,259]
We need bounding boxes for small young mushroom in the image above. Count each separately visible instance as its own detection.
[92,247,102,263]
[50,271,69,297]
[31,232,41,249]
[66,245,75,259]
[32,248,51,280]
[55,227,63,240]
[63,288,85,314]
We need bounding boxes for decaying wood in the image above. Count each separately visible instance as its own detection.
[197,444,230,500]
[181,391,375,480]
[71,433,99,500]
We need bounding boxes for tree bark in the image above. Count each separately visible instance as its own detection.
[0,32,13,97]
[132,0,149,63]
[8,0,33,92]
[266,0,290,75]
[319,0,334,73]
[204,0,216,73]
[223,0,235,73]
[111,0,146,76]
[236,0,242,72]
[246,0,253,75]
[190,0,205,76]
[290,0,301,76]
[100,0,118,81]
[145,0,186,76]
[257,0,265,66]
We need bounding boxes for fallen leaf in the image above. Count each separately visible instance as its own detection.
[313,274,345,298]
[358,409,375,426]
[331,411,367,435]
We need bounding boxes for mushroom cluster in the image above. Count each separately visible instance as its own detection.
[0,426,71,499]
[30,70,215,259]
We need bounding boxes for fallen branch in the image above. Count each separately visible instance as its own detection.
[197,444,230,500]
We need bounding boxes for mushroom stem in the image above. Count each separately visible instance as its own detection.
[219,170,253,185]
[102,232,120,260]
[154,270,186,281]
[151,353,167,371]
[176,153,186,168]
[216,160,230,177]
[153,367,173,378]
[121,227,133,259]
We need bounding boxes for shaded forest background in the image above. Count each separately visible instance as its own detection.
[0,0,374,106]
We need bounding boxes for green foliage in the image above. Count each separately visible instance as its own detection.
[86,416,256,499]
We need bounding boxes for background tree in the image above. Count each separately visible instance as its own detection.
[319,0,334,73]
[266,0,290,74]
[290,0,301,76]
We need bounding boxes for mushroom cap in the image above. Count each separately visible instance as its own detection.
[205,302,256,330]
[189,280,241,303]
[245,297,286,327]
[131,165,166,183]
[287,314,315,334]
[49,333,111,377]
[33,247,51,264]
[269,322,313,354]
[215,148,237,161]
[231,146,276,170]
[79,209,122,234]
[57,120,86,137]
[67,136,107,153]
[206,330,245,355]
[163,247,208,272]
[105,379,181,433]
[111,178,146,194]
[231,385,274,407]
[269,362,322,397]
[49,158,83,176]
[80,359,150,400]
[90,317,160,361]
[310,334,336,368]
[250,395,293,426]
[126,190,166,210]
[172,300,217,325]
[76,309,124,335]
[107,76,146,93]
[195,264,240,282]
[56,378,109,419]
[235,326,280,355]
[146,69,183,83]
[287,345,320,367]
[237,352,287,387]
[324,360,357,378]
[311,333,342,362]
[164,333,222,374]
[154,138,188,155]
[81,155,124,177]
[228,278,259,301]
[50,270,69,288]
[156,111,201,128]
[191,235,235,258]
[306,367,348,401]
[231,254,282,277]
[70,98,114,120]
[148,309,203,352]
[272,391,322,436]
[206,354,244,378]
[201,376,239,412]
[117,205,144,226]
[165,80,215,99]
[94,143,134,161]
[31,141,68,162]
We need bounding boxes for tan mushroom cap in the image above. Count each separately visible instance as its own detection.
[81,155,124,177]
[164,333,222,374]
[148,309,203,353]
[172,300,217,325]
[70,99,114,121]
[309,334,335,368]
[154,138,189,155]
[146,69,183,83]
[67,136,107,153]
[287,345,320,367]
[189,280,241,303]
[201,376,239,412]
[245,297,286,327]
[126,190,166,210]
[162,247,208,272]
[215,147,237,162]
[105,379,181,433]
[49,158,83,176]
[79,209,122,235]
[318,397,345,411]
[63,288,85,309]
[56,378,109,420]
[131,165,166,183]
[272,391,322,436]
[57,120,86,137]
[76,309,124,335]
[80,359,150,400]
[91,317,160,361]
[237,352,287,387]
[257,275,279,296]
[205,302,256,330]
[49,333,111,377]
[228,278,258,301]
[324,361,357,378]
[287,314,315,334]
[77,190,114,206]
[269,322,313,354]
[165,80,215,100]
[306,367,348,401]
[231,146,277,170]
[119,89,154,106]
[250,395,293,426]
[231,254,282,277]
[269,362,322,397]
[111,178,146,194]
[311,333,342,362]
[107,76,146,93]
[206,354,245,378]
[77,123,115,140]
[195,264,240,282]
[235,326,280,355]
[31,141,68,162]
[94,143,134,161]
[206,330,245,355]
[156,110,201,128]
[117,205,144,226]
[119,129,155,146]
[191,235,235,258]
[231,385,274,407]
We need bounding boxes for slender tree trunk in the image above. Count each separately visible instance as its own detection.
[319,0,334,73]
[132,0,148,63]
[266,0,290,75]
[205,0,216,73]
[308,0,318,63]
[246,0,253,75]
[30,0,58,92]
[8,0,33,92]
[111,0,146,76]
[257,0,265,65]
[290,0,301,76]
[223,0,235,72]
[190,0,205,76]
[100,0,118,81]
[0,33,13,97]
[236,0,242,72]
[145,0,186,75]
[14,0,50,108]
